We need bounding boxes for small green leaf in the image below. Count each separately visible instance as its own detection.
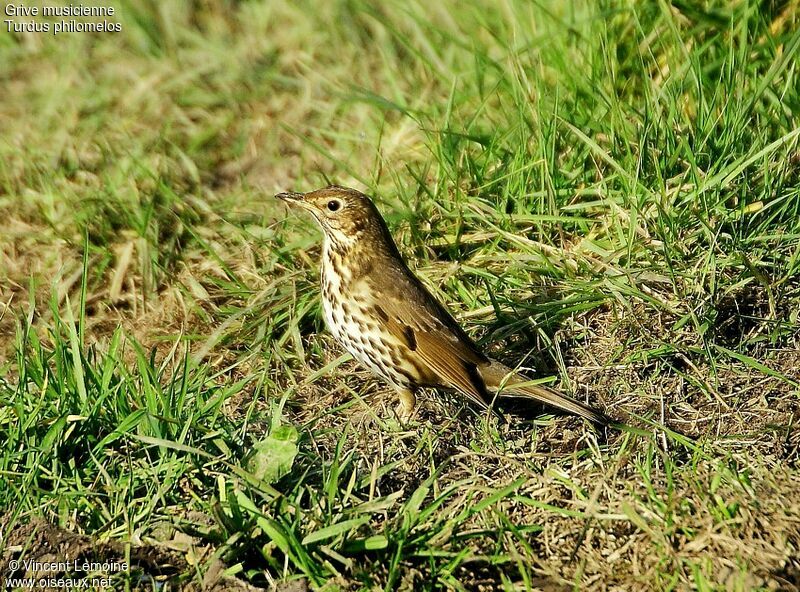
[246,424,299,483]
[343,535,390,553]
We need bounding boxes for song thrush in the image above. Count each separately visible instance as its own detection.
[277,185,610,425]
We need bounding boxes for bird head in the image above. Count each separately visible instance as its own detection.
[277,185,393,253]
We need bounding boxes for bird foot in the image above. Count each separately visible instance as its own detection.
[394,402,417,425]
[394,389,417,425]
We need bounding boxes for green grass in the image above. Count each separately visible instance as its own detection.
[1,0,799,589]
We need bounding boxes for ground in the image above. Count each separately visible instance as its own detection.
[1,1,799,590]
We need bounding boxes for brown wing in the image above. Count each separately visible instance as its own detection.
[361,261,493,408]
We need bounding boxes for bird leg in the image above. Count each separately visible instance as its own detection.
[395,388,417,423]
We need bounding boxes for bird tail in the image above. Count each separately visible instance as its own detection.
[481,363,610,426]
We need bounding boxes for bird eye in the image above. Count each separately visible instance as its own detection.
[327,200,342,212]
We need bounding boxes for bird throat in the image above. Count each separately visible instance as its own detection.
[321,236,350,298]
[321,232,375,290]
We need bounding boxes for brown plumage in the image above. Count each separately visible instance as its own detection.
[277,185,610,426]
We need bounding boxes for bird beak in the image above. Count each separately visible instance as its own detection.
[275,191,308,208]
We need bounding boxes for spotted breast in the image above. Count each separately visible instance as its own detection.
[320,237,421,391]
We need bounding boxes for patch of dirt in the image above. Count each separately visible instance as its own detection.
[563,300,800,442]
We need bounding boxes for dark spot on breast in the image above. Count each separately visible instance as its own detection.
[330,240,347,258]
[373,305,389,322]
[401,326,417,351]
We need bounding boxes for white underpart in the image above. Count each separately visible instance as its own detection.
[320,235,407,388]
